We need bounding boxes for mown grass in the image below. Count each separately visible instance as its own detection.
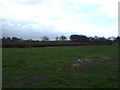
[2,45,118,88]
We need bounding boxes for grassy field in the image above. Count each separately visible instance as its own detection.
[0,48,2,89]
[2,45,118,88]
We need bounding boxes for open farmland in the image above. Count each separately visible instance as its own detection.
[2,45,118,88]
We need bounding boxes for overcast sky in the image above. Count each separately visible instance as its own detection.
[0,0,119,40]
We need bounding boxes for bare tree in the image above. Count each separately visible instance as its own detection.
[41,36,49,41]
[60,35,67,41]
[56,36,59,41]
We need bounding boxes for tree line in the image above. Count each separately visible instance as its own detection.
[2,34,120,48]
[2,34,120,42]
[2,35,67,42]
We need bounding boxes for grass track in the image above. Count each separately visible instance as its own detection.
[2,45,118,88]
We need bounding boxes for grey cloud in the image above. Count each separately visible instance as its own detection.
[1,18,71,40]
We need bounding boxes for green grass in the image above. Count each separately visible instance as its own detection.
[0,48,2,89]
[2,45,118,88]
